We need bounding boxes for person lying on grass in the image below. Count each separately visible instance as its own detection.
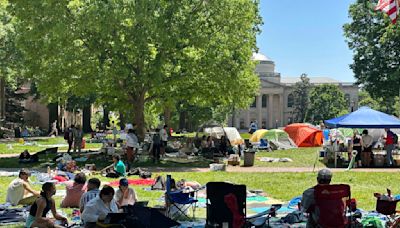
[26,182,68,228]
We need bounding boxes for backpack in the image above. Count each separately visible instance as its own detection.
[63,129,69,140]
[394,133,398,144]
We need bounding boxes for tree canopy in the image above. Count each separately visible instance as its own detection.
[292,73,311,122]
[308,84,347,122]
[344,0,400,114]
[9,0,262,136]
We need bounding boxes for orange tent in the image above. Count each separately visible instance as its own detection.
[284,123,323,147]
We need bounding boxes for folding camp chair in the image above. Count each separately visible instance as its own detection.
[165,175,198,220]
[313,184,351,228]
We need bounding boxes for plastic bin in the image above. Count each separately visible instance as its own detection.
[243,151,255,167]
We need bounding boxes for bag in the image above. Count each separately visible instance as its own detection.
[394,133,398,144]
[139,170,152,179]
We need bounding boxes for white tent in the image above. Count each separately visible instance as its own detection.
[204,127,244,145]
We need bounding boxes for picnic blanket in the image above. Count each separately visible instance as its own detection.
[107,178,155,187]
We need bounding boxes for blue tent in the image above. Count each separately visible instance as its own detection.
[325,106,400,128]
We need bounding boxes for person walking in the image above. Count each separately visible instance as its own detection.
[48,120,58,137]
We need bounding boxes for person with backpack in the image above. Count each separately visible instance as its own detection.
[384,128,397,167]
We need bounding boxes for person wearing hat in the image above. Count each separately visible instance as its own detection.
[115,178,138,208]
[6,169,40,206]
[301,169,333,227]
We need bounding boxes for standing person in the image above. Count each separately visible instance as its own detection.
[64,125,74,153]
[73,125,83,154]
[351,130,363,168]
[48,120,58,137]
[249,121,257,134]
[160,125,168,157]
[6,169,40,206]
[125,129,138,163]
[301,169,333,227]
[115,178,138,208]
[384,128,396,167]
[361,130,373,167]
[152,129,161,164]
[26,182,68,228]
[80,178,101,213]
[81,185,118,227]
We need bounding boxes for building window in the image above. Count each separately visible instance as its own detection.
[250,96,256,108]
[287,94,294,108]
[262,95,267,108]
[240,119,245,129]
[345,94,350,107]
[262,120,267,129]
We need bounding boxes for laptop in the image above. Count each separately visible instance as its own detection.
[103,212,128,224]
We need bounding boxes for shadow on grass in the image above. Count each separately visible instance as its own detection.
[0,152,212,171]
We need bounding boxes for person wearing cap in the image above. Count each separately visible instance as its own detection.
[6,169,40,206]
[80,178,101,213]
[115,178,138,208]
[301,169,332,227]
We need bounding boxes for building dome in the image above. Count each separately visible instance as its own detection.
[251,52,272,61]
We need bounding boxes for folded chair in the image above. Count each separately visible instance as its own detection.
[165,175,198,220]
[313,184,351,228]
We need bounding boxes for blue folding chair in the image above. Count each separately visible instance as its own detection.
[165,175,198,220]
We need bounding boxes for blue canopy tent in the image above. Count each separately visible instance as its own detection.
[325,106,400,128]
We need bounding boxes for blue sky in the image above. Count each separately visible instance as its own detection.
[257,0,356,82]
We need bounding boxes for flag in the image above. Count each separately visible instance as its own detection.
[376,0,399,24]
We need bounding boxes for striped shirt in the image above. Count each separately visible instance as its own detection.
[79,189,100,211]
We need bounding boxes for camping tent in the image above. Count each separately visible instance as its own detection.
[249,129,297,150]
[284,123,323,147]
[203,126,244,145]
[325,106,400,128]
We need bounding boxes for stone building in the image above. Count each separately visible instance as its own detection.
[229,53,359,130]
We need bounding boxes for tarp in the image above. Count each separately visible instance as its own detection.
[249,129,297,150]
[284,123,323,147]
[325,106,400,128]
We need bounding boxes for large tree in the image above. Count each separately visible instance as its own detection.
[308,84,347,122]
[292,73,311,122]
[344,0,400,116]
[10,0,261,138]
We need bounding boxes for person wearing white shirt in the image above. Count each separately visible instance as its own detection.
[361,130,373,167]
[82,185,118,226]
[125,129,138,163]
[115,178,138,207]
[159,125,168,157]
[6,169,40,206]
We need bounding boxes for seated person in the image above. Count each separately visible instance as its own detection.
[104,154,126,178]
[19,150,31,163]
[301,169,332,227]
[82,185,119,226]
[219,136,228,156]
[26,182,68,228]
[206,136,215,148]
[7,169,40,206]
[80,178,101,213]
[200,136,207,149]
[115,178,138,208]
[61,172,87,208]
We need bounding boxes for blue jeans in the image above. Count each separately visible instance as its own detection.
[386,144,395,166]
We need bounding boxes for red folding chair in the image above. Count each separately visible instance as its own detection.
[314,184,351,228]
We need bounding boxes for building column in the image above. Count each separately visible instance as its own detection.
[256,95,262,127]
[268,94,274,128]
[279,94,284,127]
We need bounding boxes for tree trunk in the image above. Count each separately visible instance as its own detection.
[179,110,186,130]
[103,106,110,130]
[133,97,145,141]
[164,106,171,127]
[0,78,5,122]
[119,112,125,130]
[82,105,93,133]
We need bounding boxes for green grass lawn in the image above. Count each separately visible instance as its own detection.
[0,171,397,227]
[0,137,102,154]
[254,147,326,168]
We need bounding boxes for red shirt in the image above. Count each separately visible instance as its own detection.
[386,131,394,145]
